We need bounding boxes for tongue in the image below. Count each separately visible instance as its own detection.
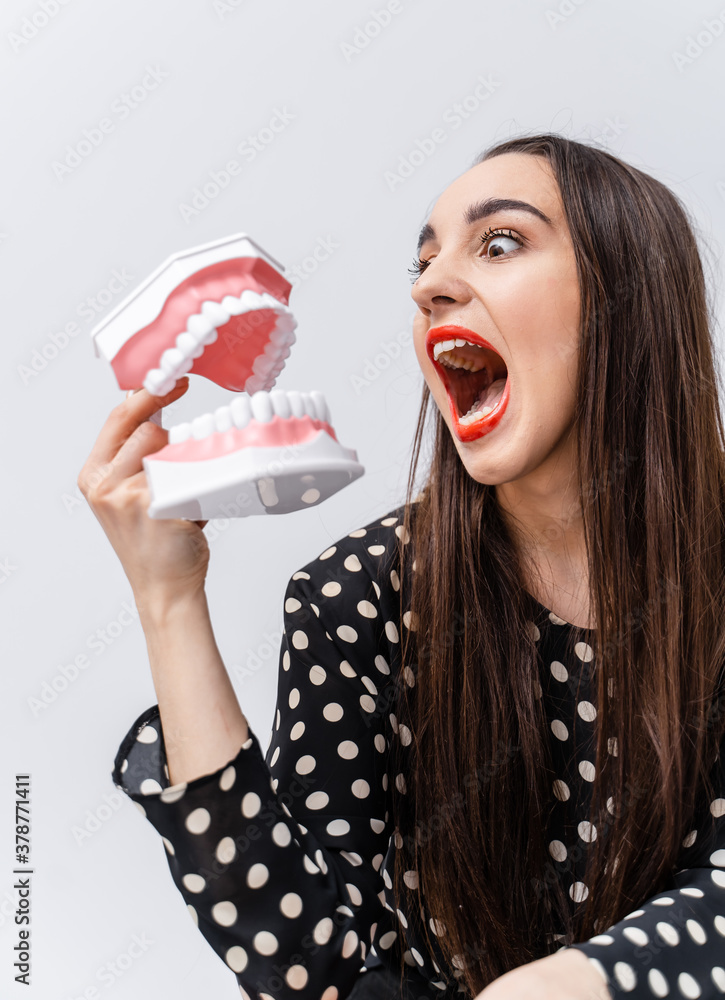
[475,377,506,413]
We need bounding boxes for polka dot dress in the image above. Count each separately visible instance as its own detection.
[112,506,725,1000]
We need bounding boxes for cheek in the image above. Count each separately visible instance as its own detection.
[413,335,446,405]
[543,270,580,341]
[412,335,454,427]
[412,327,436,386]
[412,328,427,371]
[541,275,580,382]
[504,272,579,380]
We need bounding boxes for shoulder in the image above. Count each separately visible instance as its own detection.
[286,502,415,603]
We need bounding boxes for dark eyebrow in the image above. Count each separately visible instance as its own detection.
[416,197,553,254]
[416,222,436,255]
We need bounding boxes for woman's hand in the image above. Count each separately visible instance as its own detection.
[476,948,612,1000]
[77,378,211,614]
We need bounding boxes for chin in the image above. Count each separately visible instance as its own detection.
[453,448,514,487]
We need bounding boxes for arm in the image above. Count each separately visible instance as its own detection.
[78,379,249,784]
[475,948,613,1000]
[82,384,398,996]
[563,756,725,999]
[113,540,398,1000]
[137,590,249,785]
[477,780,725,1000]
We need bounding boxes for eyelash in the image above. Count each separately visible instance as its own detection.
[407,226,524,281]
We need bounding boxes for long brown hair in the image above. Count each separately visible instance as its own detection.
[387,133,725,997]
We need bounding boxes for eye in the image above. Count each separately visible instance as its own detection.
[408,257,431,282]
[480,227,523,259]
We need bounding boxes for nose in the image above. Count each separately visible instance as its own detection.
[410,250,472,318]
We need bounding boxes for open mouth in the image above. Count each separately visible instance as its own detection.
[91,234,363,519]
[426,325,510,440]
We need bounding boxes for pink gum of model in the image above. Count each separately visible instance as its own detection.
[90,233,363,519]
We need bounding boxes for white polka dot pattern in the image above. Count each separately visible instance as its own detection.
[111,506,725,1000]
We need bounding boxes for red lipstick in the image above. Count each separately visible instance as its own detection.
[425,324,510,442]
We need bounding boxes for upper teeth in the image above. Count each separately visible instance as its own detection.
[143,291,297,397]
[167,389,331,444]
[432,338,486,371]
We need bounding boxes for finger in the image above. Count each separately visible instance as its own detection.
[121,472,210,531]
[84,378,189,474]
[107,417,171,484]
[127,388,163,426]
[81,420,169,493]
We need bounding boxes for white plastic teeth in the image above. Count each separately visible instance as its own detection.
[143,291,297,397]
[167,389,332,444]
[433,337,486,372]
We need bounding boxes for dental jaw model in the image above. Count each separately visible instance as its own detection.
[90,234,364,519]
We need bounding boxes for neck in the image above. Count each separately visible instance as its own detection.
[495,459,585,563]
[494,442,593,628]
[496,485,586,565]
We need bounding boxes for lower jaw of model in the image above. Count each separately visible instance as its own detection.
[91,234,364,519]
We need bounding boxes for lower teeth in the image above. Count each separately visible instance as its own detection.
[458,377,507,424]
[459,405,493,425]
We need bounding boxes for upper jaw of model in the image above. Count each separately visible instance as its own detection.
[90,233,364,520]
[92,234,296,397]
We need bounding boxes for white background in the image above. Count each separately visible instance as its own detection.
[2,0,724,997]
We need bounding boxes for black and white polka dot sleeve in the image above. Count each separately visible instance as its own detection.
[566,746,725,998]
[111,528,402,1000]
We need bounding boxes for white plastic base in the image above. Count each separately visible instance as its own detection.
[143,430,364,520]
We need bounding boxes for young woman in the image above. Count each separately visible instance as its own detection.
[78,134,725,1000]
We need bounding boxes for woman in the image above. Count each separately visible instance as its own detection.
[78,134,725,1000]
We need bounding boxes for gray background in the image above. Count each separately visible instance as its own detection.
[2,0,724,997]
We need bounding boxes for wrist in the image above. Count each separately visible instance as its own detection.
[134,586,210,631]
